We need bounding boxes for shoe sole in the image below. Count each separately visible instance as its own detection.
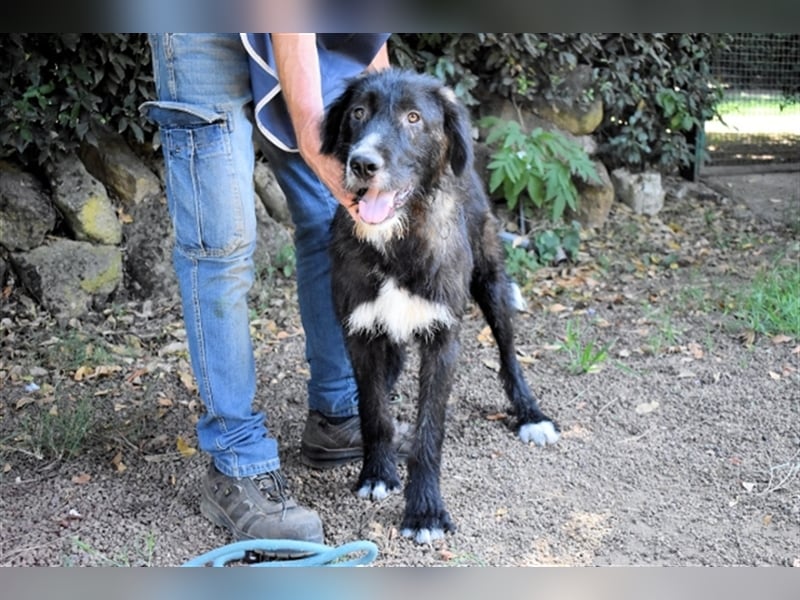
[300,444,410,470]
[299,444,363,470]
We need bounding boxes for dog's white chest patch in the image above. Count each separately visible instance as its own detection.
[346,278,455,343]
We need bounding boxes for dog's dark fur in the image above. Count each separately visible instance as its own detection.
[321,69,560,543]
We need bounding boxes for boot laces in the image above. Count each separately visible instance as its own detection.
[253,470,289,517]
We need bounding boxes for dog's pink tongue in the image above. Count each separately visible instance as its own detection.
[358,187,394,224]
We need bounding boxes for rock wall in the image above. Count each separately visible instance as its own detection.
[0,130,292,321]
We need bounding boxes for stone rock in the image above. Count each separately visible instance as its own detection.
[569,160,615,229]
[0,255,7,287]
[532,65,603,135]
[0,161,56,251]
[79,128,161,206]
[49,154,122,245]
[611,168,665,216]
[122,195,178,299]
[254,159,292,226]
[10,239,123,320]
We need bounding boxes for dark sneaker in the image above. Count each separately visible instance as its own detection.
[200,462,323,556]
[300,410,412,469]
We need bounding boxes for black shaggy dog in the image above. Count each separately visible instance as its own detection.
[321,69,560,543]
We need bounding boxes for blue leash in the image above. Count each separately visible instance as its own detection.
[182,539,379,567]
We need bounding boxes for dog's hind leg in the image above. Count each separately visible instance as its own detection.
[470,234,560,447]
[347,333,403,500]
[400,328,459,543]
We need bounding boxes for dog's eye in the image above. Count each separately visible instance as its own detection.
[352,107,366,121]
[407,111,421,124]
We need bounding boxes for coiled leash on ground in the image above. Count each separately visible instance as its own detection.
[182,539,379,567]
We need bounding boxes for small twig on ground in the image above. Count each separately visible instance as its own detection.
[758,450,800,496]
[0,444,43,460]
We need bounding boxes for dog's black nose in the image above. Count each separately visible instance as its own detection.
[348,150,383,180]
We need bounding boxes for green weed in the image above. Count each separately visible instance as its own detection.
[558,318,613,375]
[504,243,540,282]
[68,532,158,567]
[17,396,95,461]
[731,263,800,336]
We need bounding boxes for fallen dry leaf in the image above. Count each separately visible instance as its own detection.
[771,334,793,345]
[71,472,91,485]
[477,325,495,348]
[15,396,35,409]
[485,412,507,421]
[178,370,197,393]
[111,451,127,473]
[687,342,704,359]
[176,436,197,458]
[768,371,781,381]
[438,549,455,561]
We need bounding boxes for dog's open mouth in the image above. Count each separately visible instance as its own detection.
[356,185,413,225]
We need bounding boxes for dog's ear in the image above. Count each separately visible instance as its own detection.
[438,86,473,177]
[320,83,356,156]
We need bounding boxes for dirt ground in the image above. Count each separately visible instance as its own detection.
[0,172,798,567]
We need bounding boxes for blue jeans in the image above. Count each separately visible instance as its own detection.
[141,33,358,478]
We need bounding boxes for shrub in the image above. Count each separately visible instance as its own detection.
[391,33,729,173]
[481,116,599,222]
[0,33,155,166]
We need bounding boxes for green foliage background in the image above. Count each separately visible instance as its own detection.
[0,33,154,166]
[0,33,732,172]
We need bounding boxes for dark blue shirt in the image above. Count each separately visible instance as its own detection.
[242,33,390,152]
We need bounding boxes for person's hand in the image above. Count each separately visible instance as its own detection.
[296,118,359,222]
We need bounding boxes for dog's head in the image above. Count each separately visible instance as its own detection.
[321,69,473,235]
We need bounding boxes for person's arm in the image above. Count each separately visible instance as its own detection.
[367,42,390,72]
[271,34,355,220]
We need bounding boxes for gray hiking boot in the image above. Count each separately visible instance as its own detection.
[300,410,412,469]
[200,462,323,556]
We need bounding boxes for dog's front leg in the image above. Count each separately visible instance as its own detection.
[401,328,459,544]
[348,333,402,500]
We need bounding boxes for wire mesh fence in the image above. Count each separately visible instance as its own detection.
[704,34,800,170]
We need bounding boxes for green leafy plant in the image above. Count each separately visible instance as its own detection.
[558,318,613,375]
[0,33,155,166]
[503,242,540,281]
[481,117,599,223]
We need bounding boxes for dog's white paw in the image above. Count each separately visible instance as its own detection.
[509,281,528,312]
[357,480,396,501]
[401,527,445,544]
[519,420,560,446]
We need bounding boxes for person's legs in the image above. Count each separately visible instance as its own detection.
[259,142,360,420]
[143,33,272,478]
[141,33,321,546]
